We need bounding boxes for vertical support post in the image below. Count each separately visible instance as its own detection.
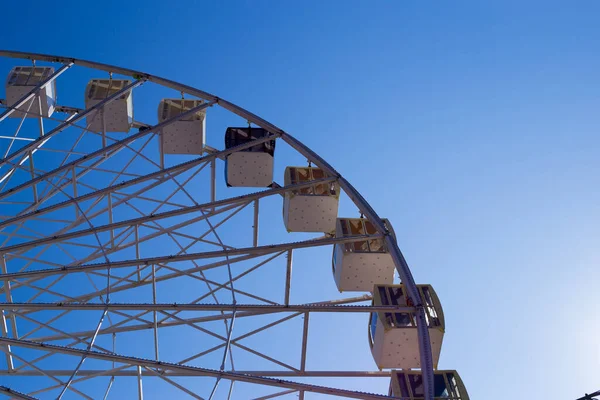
[0,311,13,371]
[300,312,309,371]
[151,264,159,361]
[284,250,292,305]
[36,94,45,138]
[137,365,143,400]
[135,224,141,282]
[0,255,18,344]
[158,132,165,170]
[107,193,114,249]
[102,376,115,400]
[210,159,216,211]
[72,166,79,219]
[34,95,45,206]
[226,381,234,400]
[27,151,37,204]
[112,332,116,371]
[252,199,259,247]
[101,110,107,156]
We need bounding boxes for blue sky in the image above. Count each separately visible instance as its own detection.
[2,1,600,399]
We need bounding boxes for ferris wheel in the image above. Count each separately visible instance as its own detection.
[0,50,469,400]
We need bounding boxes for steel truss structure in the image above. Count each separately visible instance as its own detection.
[0,50,437,399]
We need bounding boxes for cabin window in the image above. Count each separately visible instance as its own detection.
[393,372,465,399]
[88,80,129,100]
[408,374,424,397]
[387,286,413,327]
[446,372,462,398]
[225,127,275,154]
[421,286,441,328]
[8,67,51,86]
[338,219,386,253]
[398,373,410,397]
[288,168,335,196]
[369,312,377,347]
[433,374,450,396]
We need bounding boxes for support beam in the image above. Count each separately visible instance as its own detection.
[0,254,17,367]
[300,312,309,371]
[0,370,391,377]
[0,336,393,400]
[151,264,159,361]
[284,250,292,305]
[257,389,298,400]
[253,199,259,247]
[0,310,13,370]
[0,234,380,282]
[14,296,372,343]
[137,365,143,400]
[0,303,410,313]
[0,385,40,400]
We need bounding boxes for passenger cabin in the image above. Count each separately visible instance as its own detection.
[370,284,444,369]
[5,66,56,118]
[389,370,469,400]
[225,127,275,187]
[158,99,206,155]
[85,79,133,133]
[332,217,395,292]
[283,167,339,233]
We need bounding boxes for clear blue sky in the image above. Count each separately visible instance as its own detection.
[2,1,600,399]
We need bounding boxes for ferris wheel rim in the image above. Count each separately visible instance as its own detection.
[0,49,437,399]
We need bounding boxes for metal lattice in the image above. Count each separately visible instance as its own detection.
[0,51,438,400]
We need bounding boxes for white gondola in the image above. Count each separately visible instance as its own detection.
[5,66,56,118]
[332,218,395,292]
[389,369,469,399]
[369,284,444,369]
[225,127,275,187]
[158,99,206,155]
[85,79,133,133]
[283,167,339,233]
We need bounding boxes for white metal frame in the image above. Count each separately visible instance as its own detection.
[0,50,438,400]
